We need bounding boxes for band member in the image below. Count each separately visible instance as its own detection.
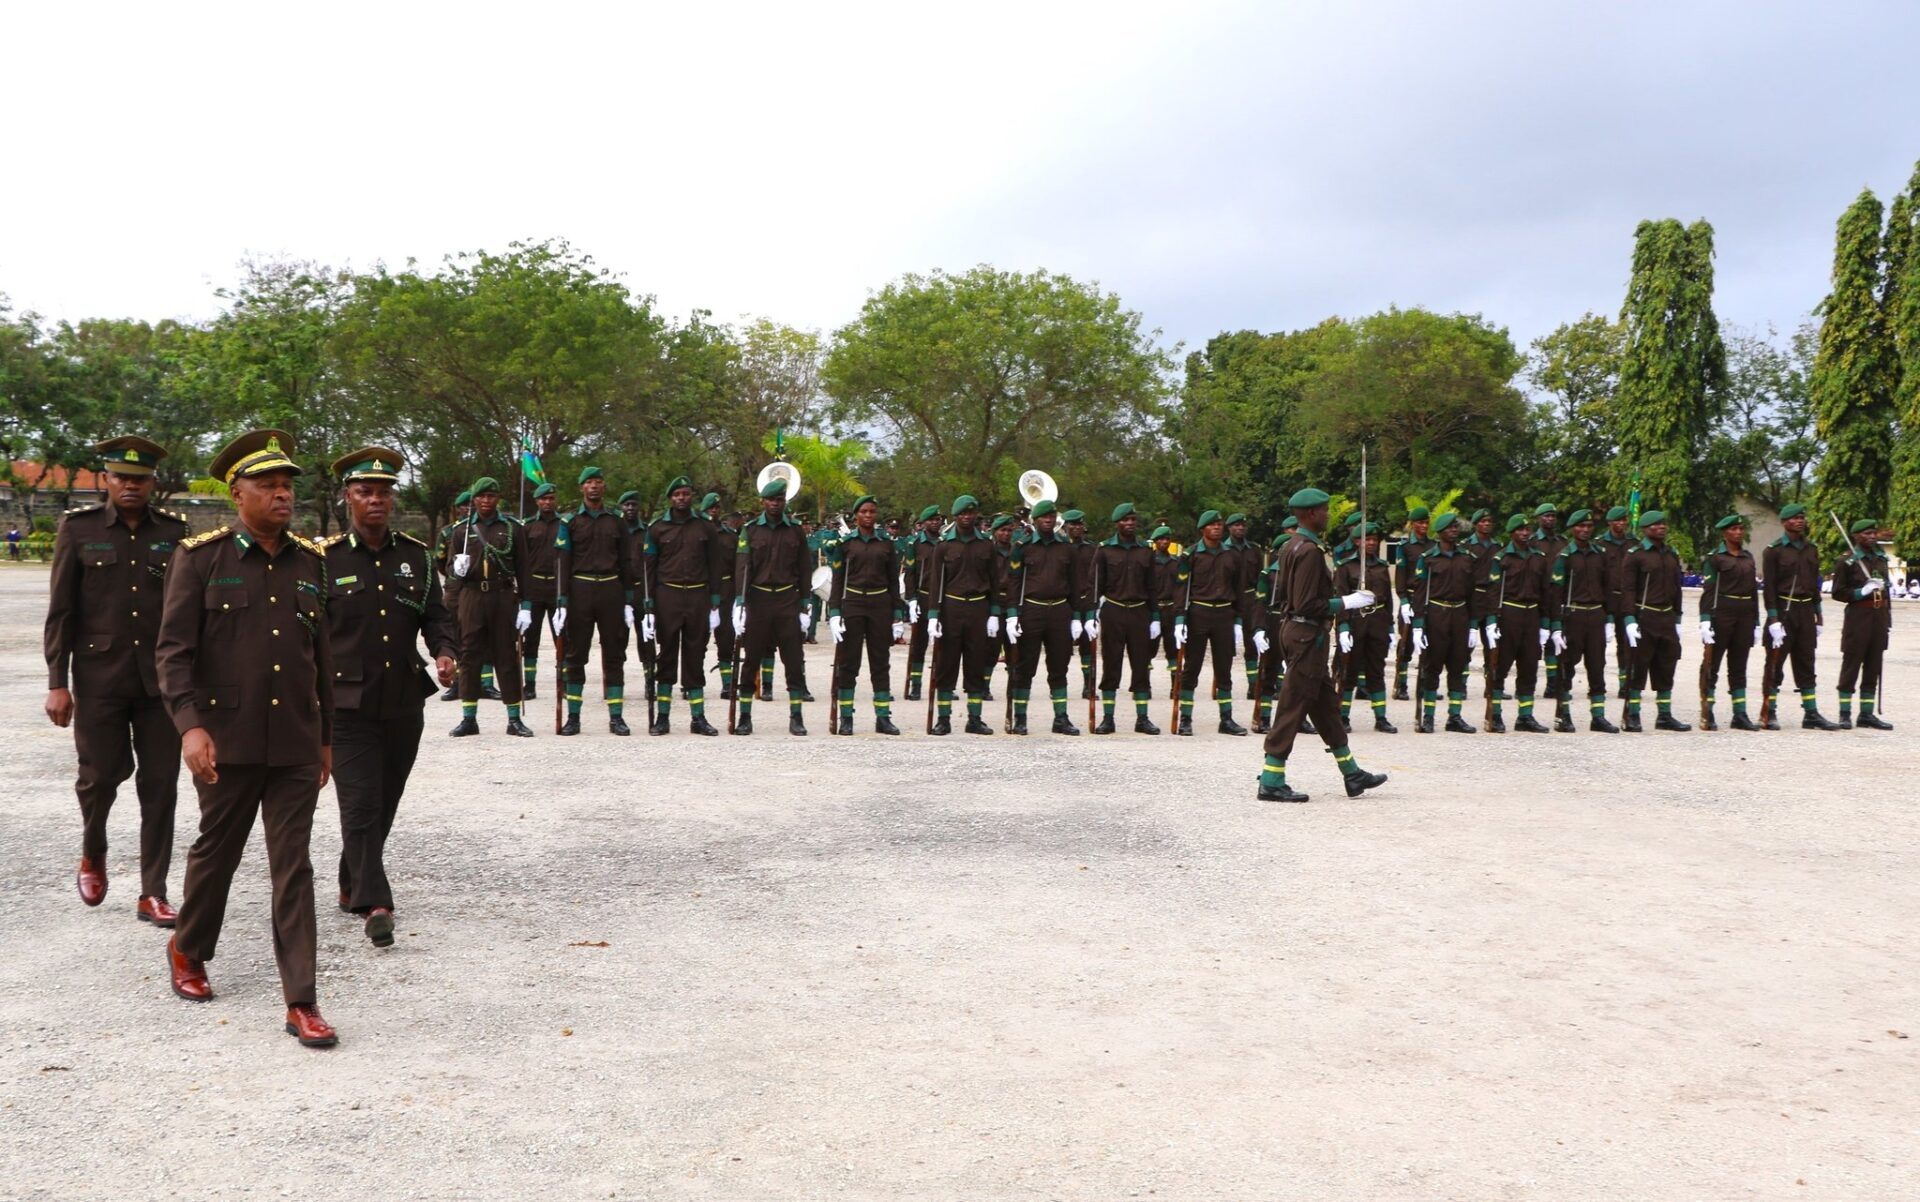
[1832,518,1893,729]
[445,478,534,738]
[1760,502,1840,730]
[1171,510,1250,735]
[1002,499,1085,735]
[555,467,633,736]
[1085,502,1162,735]
[1333,521,1396,733]
[1391,506,1434,699]
[156,430,337,1047]
[1412,512,1477,733]
[1062,508,1097,699]
[44,435,188,922]
[731,478,812,735]
[1697,513,1759,730]
[921,495,1002,734]
[900,504,941,701]
[645,476,723,736]
[1480,514,1557,733]
[1256,488,1388,803]
[1549,509,1621,732]
[520,483,562,700]
[1619,509,1690,731]
[322,447,457,948]
[826,494,906,735]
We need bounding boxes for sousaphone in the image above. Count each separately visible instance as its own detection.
[755,460,802,507]
[1017,469,1059,510]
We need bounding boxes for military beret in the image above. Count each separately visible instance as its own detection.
[1340,510,1364,528]
[1110,501,1137,522]
[95,435,167,477]
[1226,513,1247,526]
[1288,487,1331,508]
[532,483,557,500]
[1779,502,1807,520]
[617,490,641,505]
[332,445,403,483]
[1432,511,1459,532]
[989,514,1014,531]
[1061,509,1085,523]
[759,477,789,499]
[1151,525,1172,540]
[1605,505,1629,521]
[1850,518,1878,535]
[1533,503,1560,518]
[1361,521,1383,535]
[950,494,979,515]
[1505,513,1530,533]
[210,429,300,485]
[1639,509,1668,525]
[665,475,692,495]
[578,466,604,484]
[1713,514,1743,530]
[917,504,942,522]
[1030,499,1057,518]
[1197,508,1223,528]
[455,490,472,506]
[699,491,720,511]
[1281,516,1299,530]
[470,476,501,496]
[851,494,878,511]
[1407,506,1431,521]
[1471,508,1491,522]
[1566,508,1594,525]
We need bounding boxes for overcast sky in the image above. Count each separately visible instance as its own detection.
[5,1,1918,360]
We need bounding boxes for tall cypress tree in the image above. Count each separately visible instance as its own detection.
[1613,219,1727,537]
[1810,190,1896,545]
[1888,164,1920,556]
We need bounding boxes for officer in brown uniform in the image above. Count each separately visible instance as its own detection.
[1151,525,1181,681]
[730,477,812,735]
[1063,509,1098,699]
[826,494,907,735]
[1548,510,1621,732]
[1170,510,1251,736]
[1528,503,1574,730]
[1256,488,1388,803]
[555,466,633,735]
[1084,502,1162,735]
[645,476,724,736]
[1759,502,1840,730]
[1697,513,1759,730]
[445,477,534,738]
[1599,505,1636,698]
[156,429,339,1048]
[520,482,562,700]
[322,447,458,949]
[1412,511,1478,732]
[1831,518,1893,729]
[44,435,189,921]
[1001,499,1085,736]
[1480,513,1558,733]
[899,505,942,701]
[1618,509,1690,732]
[1333,521,1395,733]
[921,494,1003,735]
[1391,506,1434,699]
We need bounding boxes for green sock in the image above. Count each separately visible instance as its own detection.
[1217,688,1232,721]
[523,658,536,687]
[938,691,954,719]
[790,698,803,720]
[839,689,855,722]
[1422,691,1437,725]
[566,677,583,718]
[1518,696,1533,719]
[1179,689,1195,720]
[1102,690,1116,721]
[1134,694,1150,718]
[1731,689,1747,715]
[874,691,892,719]
[656,688,671,720]
[1656,691,1672,716]
[481,664,496,690]
[607,684,623,716]
[1013,689,1029,720]
[967,695,983,720]
[1839,691,1853,720]
[462,701,478,718]
[1330,744,1365,779]
[1051,687,1068,717]
[1628,694,1642,716]
[506,703,521,719]
[719,663,734,692]
[1860,700,1874,719]
[1448,691,1464,718]
[761,658,775,696]
[1340,691,1353,722]
[1589,693,1605,718]
[1371,692,1388,714]
[1488,696,1501,723]
[1801,690,1818,713]
[1260,755,1287,790]
[1702,690,1716,714]
[739,696,753,718]
[909,668,923,690]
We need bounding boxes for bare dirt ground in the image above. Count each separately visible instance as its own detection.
[2,562,1915,1201]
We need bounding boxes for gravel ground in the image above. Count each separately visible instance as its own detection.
[2,563,1916,1201]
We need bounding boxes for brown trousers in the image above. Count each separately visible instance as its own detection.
[73,692,178,898]
[1837,605,1890,698]
[175,762,322,1006]
[459,582,525,704]
[654,584,711,691]
[1560,607,1610,698]
[1263,619,1345,762]
[1761,601,1820,699]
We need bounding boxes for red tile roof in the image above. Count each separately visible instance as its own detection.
[5,461,108,492]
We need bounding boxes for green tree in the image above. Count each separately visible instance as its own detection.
[1887,163,1920,554]
[699,318,817,505]
[1527,314,1623,509]
[1810,190,1896,544]
[53,317,213,496]
[1713,322,1818,513]
[1613,219,1728,538]
[762,431,868,517]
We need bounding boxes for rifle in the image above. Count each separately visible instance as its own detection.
[1086,556,1102,729]
[554,513,569,733]
[924,557,947,733]
[1169,560,1192,732]
[1006,542,1027,732]
[1251,554,1279,731]
[1484,541,1506,728]
[726,605,747,733]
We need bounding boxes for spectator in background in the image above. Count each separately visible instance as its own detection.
[6,524,21,560]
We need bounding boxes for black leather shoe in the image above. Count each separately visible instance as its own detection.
[1301,718,1316,735]
[1729,713,1758,731]
[480,685,502,702]
[1760,716,1781,731]
[980,688,994,702]
[1343,769,1389,798]
[1374,715,1398,734]
[875,716,901,735]
[930,717,952,736]
[1135,716,1161,735]
[689,715,719,736]
[558,714,580,736]
[1699,714,1718,731]
[720,683,735,700]
[449,716,480,737]
[837,716,854,736]
[1092,717,1116,734]
[1859,713,1893,730]
[505,716,534,738]
[1835,714,1854,730]
[794,688,815,703]
[1341,716,1352,732]
[608,715,632,737]
[440,685,460,701]
[1392,682,1409,701]
[1081,683,1095,701]
[648,714,668,735]
[1444,715,1477,733]
[732,715,752,735]
[1250,718,1268,734]
[1052,714,1080,736]
[1513,714,1548,733]
[789,715,808,736]
[524,682,537,701]
[1176,717,1194,736]
[965,716,994,735]
[1486,713,1507,733]
[1257,783,1310,803]
[903,683,921,701]
[1654,714,1691,731]
[1415,717,1433,734]
[1553,709,1575,733]
[1009,717,1028,735]
[1219,717,1248,736]
[1590,715,1620,733]
[1802,711,1841,731]
[1622,714,1643,732]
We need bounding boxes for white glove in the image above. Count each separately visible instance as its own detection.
[1767,620,1786,647]
[829,615,846,643]
[908,600,921,624]
[1699,619,1715,646]
[1148,619,1162,640]
[891,621,907,641]
[928,617,943,640]
[1413,628,1429,652]
[1551,630,1566,655]
[1625,621,1643,648]
[623,604,636,628]
[732,603,747,637]
[1338,629,1354,654]
[1173,623,1189,649]
[1486,622,1502,647]
[1606,622,1617,649]
[1084,617,1100,641]
[1861,578,1884,596]
[1339,589,1376,611]
[551,608,567,636]
[986,616,1001,638]
[1070,618,1084,641]
[1399,601,1414,625]
[451,553,472,579]
[514,609,532,634]
[1537,627,1550,649]
[1468,628,1482,651]
[641,613,656,642]
[1005,615,1022,643]
[1252,630,1269,656]
[799,611,812,633]
[708,607,721,631]
[1232,624,1245,656]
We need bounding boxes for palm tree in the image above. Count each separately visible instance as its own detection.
[762,432,869,517]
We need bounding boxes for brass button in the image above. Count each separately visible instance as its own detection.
[208,698,217,707]
[273,664,281,672]
[130,611,138,618]
[382,635,390,643]
[133,639,140,646]
[384,660,391,668]
[222,603,230,610]
[270,595,277,603]
[272,698,280,706]
[272,628,280,636]
[377,584,384,592]
[380,608,387,616]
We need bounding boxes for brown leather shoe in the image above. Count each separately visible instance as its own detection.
[76,857,106,907]
[337,891,352,913]
[284,1005,338,1048]
[137,896,179,928]
[167,936,211,1002]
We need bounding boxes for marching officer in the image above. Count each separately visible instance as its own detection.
[520,482,562,700]
[921,495,1003,735]
[1760,502,1841,730]
[731,477,812,735]
[1002,498,1086,735]
[1391,506,1434,699]
[1481,513,1557,733]
[1333,521,1395,733]
[1619,509,1690,731]
[1256,488,1388,803]
[445,478,534,738]
[1697,513,1759,730]
[321,447,457,949]
[1170,510,1250,736]
[900,504,941,701]
[44,435,189,922]
[826,494,906,735]
[645,476,724,736]
[555,467,634,735]
[156,429,338,1047]
[1832,518,1893,729]
[1411,511,1478,733]
[1085,502,1162,735]
[1549,509,1621,732]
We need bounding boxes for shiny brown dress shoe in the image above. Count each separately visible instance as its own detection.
[76,857,107,907]
[285,1005,338,1048]
[167,936,211,1002]
[137,896,178,928]
[338,891,352,913]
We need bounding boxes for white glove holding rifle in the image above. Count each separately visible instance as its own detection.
[514,609,532,634]
[731,602,747,637]
[828,615,845,644]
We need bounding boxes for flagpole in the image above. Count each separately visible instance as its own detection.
[518,429,527,519]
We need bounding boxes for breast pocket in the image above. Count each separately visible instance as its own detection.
[204,586,249,613]
[85,548,119,570]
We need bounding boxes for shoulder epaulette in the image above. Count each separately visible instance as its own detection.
[154,507,189,524]
[63,501,106,516]
[181,526,233,550]
[291,533,325,556]
[319,532,348,548]
[397,530,428,547]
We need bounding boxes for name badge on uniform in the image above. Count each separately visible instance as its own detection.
[334,575,360,587]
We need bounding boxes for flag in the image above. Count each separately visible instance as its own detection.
[519,436,547,487]
[1627,469,1642,530]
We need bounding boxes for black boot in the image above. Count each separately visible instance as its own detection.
[1176,716,1194,736]
[558,714,580,736]
[1092,716,1115,734]
[524,681,537,701]
[1655,713,1691,732]
[1729,712,1758,731]
[1009,716,1028,735]
[1760,714,1781,731]
[930,716,952,736]
[1415,716,1433,734]
[1699,712,1718,731]
[719,682,735,701]
[1486,712,1507,734]
[732,715,752,735]
[1802,710,1841,730]
[449,716,480,737]
[980,686,994,702]
[1301,717,1316,735]
[1513,714,1548,733]
[794,687,815,703]
[1219,716,1248,736]
[1343,769,1389,798]
[609,714,632,736]
[1257,782,1310,803]
[789,714,808,736]
[1622,713,1643,732]
[903,681,920,702]
[1135,715,1161,735]
[689,715,719,736]
[1553,706,1575,733]
[649,711,669,736]
[1392,680,1409,701]
[1374,714,1398,734]
[1052,714,1081,736]
[965,715,994,735]
[1859,712,1893,730]
[836,716,854,736]
[505,716,534,738]
[875,715,901,735]
[1590,714,1620,733]
[1836,714,1854,730]
[440,684,459,701]
[480,684,502,702]
[1341,715,1352,732]
[1444,715,1477,733]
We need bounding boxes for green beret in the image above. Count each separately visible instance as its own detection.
[1340,511,1363,528]
[1226,513,1247,525]
[1151,525,1172,540]
[1061,509,1085,523]
[759,478,789,499]
[1030,499,1057,518]
[532,483,556,499]
[665,475,692,495]
[1471,508,1490,522]
[1850,518,1877,535]
[454,490,472,506]
[1407,506,1431,522]
[698,491,719,511]
[1503,514,1529,533]
[851,494,878,511]
[1110,501,1137,522]
[1566,508,1594,525]
[470,476,501,495]
[1362,521,1383,535]
[951,493,979,515]
[578,466,603,485]
[1433,511,1458,532]
[1714,514,1743,530]
[917,504,942,522]
[1281,516,1299,530]
[989,514,1014,532]
[618,490,641,505]
[1533,503,1559,518]
[1288,487,1331,508]
[1779,502,1807,520]
[1197,508,1223,528]
[1605,506,1629,521]
[1639,509,1668,526]
[1271,533,1289,549]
